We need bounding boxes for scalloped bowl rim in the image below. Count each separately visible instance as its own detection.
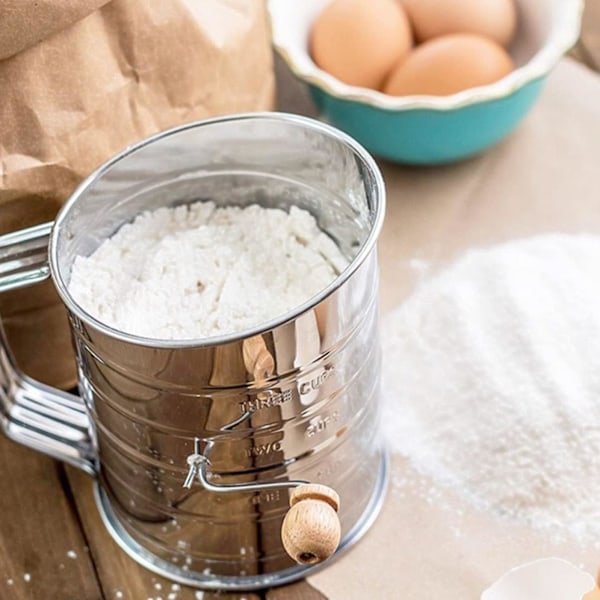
[270,0,584,111]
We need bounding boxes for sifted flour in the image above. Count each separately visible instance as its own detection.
[68,202,348,340]
[382,234,600,544]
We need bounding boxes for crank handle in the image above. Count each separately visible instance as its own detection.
[184,450,341,564]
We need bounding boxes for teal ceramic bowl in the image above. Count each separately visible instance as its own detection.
[269,0,582,165]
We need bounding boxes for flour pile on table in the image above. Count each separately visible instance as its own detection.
[68,202,348,339]
[382,234,600,544]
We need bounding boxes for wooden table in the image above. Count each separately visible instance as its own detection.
[1,4,600,599]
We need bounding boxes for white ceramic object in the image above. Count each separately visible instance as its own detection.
[482,558,596,600]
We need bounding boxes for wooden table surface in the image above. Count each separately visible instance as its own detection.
[1,4,600,599]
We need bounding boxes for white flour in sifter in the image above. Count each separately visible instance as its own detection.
[382,234,600,545]
[68,202,348,339]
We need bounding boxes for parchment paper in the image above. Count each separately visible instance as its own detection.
[275,57,600,598]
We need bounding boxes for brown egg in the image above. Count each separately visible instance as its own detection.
[401,0,517,47]
[310,0,413,89]
[383,34,514,97]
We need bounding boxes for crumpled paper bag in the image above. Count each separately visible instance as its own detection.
[0,0,274,388]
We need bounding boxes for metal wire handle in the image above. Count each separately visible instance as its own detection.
[0,221,53,292]
[183,435,308,493]
[0,221,95,474]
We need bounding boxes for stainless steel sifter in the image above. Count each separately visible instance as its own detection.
[0,113,387,590]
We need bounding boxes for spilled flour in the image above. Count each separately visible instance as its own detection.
[382,234,600,545]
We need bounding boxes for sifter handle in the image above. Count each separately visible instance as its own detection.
[0,221,53,292]
[0,222,96,475]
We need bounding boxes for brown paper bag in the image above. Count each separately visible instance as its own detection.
[0,0,275,388]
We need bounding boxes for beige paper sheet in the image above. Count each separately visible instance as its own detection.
[275,57,600,598]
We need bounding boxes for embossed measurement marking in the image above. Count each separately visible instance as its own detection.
[305,411,340,438]
[245,440,282,458]
[251,489,282,505]
[299,364,335,395]
[238,389,292,414]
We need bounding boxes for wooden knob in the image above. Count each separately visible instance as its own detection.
[281,484,341,565]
